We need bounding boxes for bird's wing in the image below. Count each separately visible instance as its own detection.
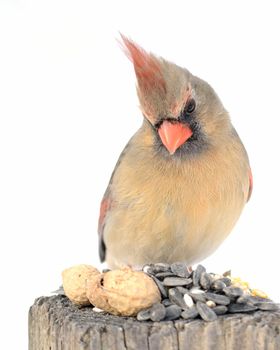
[97,142,131,262]
[247,168,253,202]
[98,187,112,262]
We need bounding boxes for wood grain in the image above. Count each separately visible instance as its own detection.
[29,295,280,350]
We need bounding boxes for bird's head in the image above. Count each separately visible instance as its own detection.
[120,35,231,156]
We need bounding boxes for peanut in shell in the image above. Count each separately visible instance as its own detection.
[86,267,161,316]
[62,264,100,306]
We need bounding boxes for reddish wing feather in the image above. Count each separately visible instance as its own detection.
[98,197,111,235]
[247,168,253,202]
[98,195,111,262]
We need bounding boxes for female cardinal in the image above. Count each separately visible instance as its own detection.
[98,35,252,269]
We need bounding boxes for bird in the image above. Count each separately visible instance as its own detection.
[98,35,253,270]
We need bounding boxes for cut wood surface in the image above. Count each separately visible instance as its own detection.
[29,295,280,350]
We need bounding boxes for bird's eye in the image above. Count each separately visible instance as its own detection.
[184,99,196,114]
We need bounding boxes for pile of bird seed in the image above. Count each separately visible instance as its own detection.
[134,263,279,322]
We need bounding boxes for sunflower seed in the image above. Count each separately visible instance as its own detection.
[183,293,194,308]
[163,277,192,287]
[228,303,258,313]
[205,292,231,305]
[145,264,162,274]
[250,296,273,303]
[150,303,166,321]
[170,262,191,278]
[211,280,227,291]
[223,270,231,277]
[256,302,279,311]
[223,287,244,298]
[210,273,221,280]
[137,308,151,321]
[200,272,213,290]
[162,299,172,307]
[153,263,171,272]
[177,277,192,287]
[213,305,228,315]
[151,276,168,298]
[193,265,206,286]
[189,291,207,303]
[168,288,188,309]
[196,301,218,321]
[176,286,190,294]
[190,287,205,294]
[236,295,251,304]
[181,306,199,320]
[141,262,278,322]
[236,295,265,305]
[155,271,176,279]
[220,277,232,287]
[164,305,182,321]
[148,263,170,274]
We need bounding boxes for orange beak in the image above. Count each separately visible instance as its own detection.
[158,120,193,155]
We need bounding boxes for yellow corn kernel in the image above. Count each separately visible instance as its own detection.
[231,277,249,288]
[229,276,269,299]
[251,289,268,299]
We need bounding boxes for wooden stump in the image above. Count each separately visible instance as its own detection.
[29,295,280,350]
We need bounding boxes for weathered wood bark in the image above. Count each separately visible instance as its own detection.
[29,295,280,350]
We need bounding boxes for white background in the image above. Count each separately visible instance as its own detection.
[1,0,280,348]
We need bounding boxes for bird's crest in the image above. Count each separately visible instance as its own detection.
[119,34,166,94]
